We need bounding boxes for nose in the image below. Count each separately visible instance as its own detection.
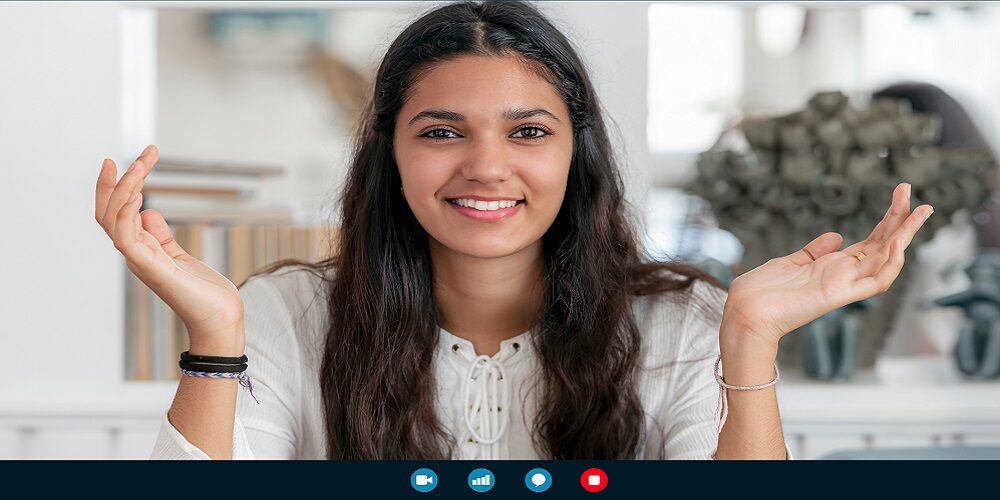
[459,134,514,184]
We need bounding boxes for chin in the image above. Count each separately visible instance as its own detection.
[456,241,524,259]
[431,234,528,259]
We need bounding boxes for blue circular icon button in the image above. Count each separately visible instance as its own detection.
[525,468,552,492]
[468,468,496,492]
[411,468,438,493]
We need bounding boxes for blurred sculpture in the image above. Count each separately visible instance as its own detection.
[801,298,873,380]
[690,90,997,377]
[930,251,1000,379]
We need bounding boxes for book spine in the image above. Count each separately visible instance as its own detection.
[124,272,137,381]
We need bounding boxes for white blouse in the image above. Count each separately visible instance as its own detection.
[150,264,791,460]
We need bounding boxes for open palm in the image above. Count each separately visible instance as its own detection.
[724,182,933,347]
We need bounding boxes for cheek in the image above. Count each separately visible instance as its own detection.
[396,148,451,196]
[524,151,571,209]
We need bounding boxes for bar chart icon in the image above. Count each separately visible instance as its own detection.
[468,468,496,492]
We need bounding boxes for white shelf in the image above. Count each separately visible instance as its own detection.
[779,356,1000,424]
[0,381,177,420]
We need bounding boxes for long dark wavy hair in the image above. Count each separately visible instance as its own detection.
[247,0,720,459]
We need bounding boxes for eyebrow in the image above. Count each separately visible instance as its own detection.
[407,107,562,127]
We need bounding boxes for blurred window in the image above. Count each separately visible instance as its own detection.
[861,4,1000,149]
[647,4,743,155]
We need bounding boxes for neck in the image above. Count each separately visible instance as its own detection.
[431,238,544,357]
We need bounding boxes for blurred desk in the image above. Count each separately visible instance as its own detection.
[779,356,1000,459]
[0,382,176,459]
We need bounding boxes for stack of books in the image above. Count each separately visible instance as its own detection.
[139,157,290,222]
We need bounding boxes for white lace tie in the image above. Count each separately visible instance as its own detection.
[462,354,511,460]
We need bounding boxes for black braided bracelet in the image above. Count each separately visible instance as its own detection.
[180,350,248,365]
[179,360,248,373]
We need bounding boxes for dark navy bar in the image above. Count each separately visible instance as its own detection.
[0,459,985,498]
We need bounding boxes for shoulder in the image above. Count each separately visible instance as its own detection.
[632,269,727,331]
[238,263,333,351]
[241,263,331,315]
[633,273,727,365]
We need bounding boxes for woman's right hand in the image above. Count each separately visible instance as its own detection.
[95,145,245,354]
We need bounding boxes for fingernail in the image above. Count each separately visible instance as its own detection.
[905,183,911,197]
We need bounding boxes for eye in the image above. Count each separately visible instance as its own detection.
[421,128,461,140]
[512,126,551,141]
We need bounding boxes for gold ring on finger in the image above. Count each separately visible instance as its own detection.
[854,251,866,262]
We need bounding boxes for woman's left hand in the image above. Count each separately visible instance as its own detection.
[721,182,934,351]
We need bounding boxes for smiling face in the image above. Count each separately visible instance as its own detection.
[392,55,574,259]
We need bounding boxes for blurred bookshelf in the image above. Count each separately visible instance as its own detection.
[123,156,338,382]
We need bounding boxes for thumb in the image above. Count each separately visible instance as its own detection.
[139,209,188,259]
[788,232,843,265]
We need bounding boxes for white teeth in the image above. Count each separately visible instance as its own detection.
[450,198,520,211]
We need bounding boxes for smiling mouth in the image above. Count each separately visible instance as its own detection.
[446,198,526,211]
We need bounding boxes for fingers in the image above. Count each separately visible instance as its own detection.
[853,202,929,299]
[886,203,934,250]
[788,232,843,265]
[112,190,147,260]
[855,237,906,299]
[95,158,116,225]
[850,202,932,278]
[142,143,160,168]
[98,145,159,236]
[101,158,146,236]
[867,182,911,243]
[140,209,188,259]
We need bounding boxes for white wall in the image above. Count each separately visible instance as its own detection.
[742,8,863,114]
[0,3,126,396]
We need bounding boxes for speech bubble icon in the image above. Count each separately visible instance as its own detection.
[531,473,546,487]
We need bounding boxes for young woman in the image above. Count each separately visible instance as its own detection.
[95,1,932,460]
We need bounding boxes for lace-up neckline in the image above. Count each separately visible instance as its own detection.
[440,326,534,459]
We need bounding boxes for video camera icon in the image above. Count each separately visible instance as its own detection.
[410,468,438,493]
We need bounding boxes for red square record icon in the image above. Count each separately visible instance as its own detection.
[580,467,608,493]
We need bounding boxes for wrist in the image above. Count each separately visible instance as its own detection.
[188,325,245,357]
[719,318,780,386]
[720,306,781,354]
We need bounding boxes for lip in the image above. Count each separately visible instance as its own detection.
[446,199,523,221]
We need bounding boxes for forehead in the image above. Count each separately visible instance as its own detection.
[400,55,568,121]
